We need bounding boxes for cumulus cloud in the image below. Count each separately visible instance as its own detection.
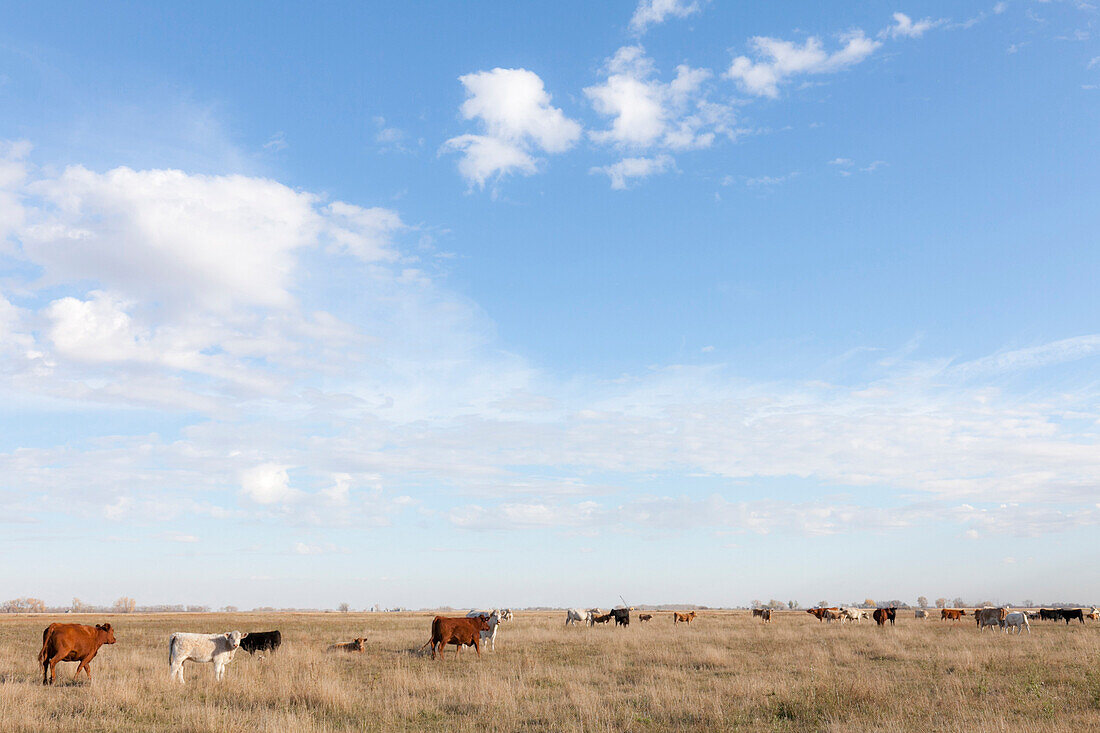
[240,463,298,504]
[590,154,674,189]
[444,68,580,187]
[726,32,881,98]
[629,0,702,35]
[586,46,734,151]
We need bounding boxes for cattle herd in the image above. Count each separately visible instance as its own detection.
[31,604,1099,684]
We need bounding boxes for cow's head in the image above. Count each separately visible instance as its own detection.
[353,638,366,651]
[226,630,243,649]
[96,623,117,644]
[474,616,491,631]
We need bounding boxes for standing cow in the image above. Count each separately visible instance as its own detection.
[424,616,491,660]
[465,610,505,650]
[565,608,591,627]
[39,622,117,685]
[240,630,281,656]
[168,631,243,683]
[975,608,1007,631]
[610,608,630,627]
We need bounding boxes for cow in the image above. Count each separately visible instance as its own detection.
[975,607,1007,631]
[168,631,243,683]
[1086,608,1099,621]
[807,607,839,622]
[673,611,696,624]
[240,630,281,656]
[752,609,766,619]
[872,608,897,626]
[914,609,928,620]
[565,608,591,626]
[1060,608,1085,625]
[610,608,630,627]
[465,609,505,650]
[1002,611,1030,634]
[327,638,366,653]
[941,609,966,621]
[591,613,613,625]
[823,608,844,623]
[639,614,653,623]
[1039,608,1061,621]
[38,622,116,685]
[424,615,491,660]
[759,609,772,623]
[842,609,867,623]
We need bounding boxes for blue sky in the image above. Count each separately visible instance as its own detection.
[1,0,1099,610]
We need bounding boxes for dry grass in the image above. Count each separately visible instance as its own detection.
[2,610,1099,731]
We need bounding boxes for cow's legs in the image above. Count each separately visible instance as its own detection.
[76,660,91,679]
[170,661,185,684]
[214,662,225,680]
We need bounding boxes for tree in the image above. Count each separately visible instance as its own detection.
[113,597,136,613]
[750,599,762,609]
[71,598,86,612]
[863,598,876,608]
[339,602,350,614]
[935,598,947,608]
[917,596,929,608]
[1023,599,1034,608]
[221,606,238,613]
[767,599,785,610]
[2,598,46,613]
[952,597,965,608]
[818,600,829,609]
[788,600,798,610]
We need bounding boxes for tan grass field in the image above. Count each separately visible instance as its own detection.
[2,610,1099,731]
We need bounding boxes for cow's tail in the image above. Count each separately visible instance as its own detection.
[168,634,178,665]
[37,641,48,665]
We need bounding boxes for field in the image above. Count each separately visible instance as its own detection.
[2,610,1099,731]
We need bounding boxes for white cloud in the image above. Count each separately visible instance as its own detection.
[444,68,580,187]
[590,154,674,189]
[629,0,702,35]
[241,463,298,504]
[586,46,735,154]
[884,12,944,39]
[726,32,881,98]
[1089,56,1100,69]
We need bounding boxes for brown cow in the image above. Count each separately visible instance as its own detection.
[872,607,897,626]
[591,613,613,624]
[326,638,366,653]
[673,611,696,624]
[424,615,491,660]
[638,614,653,623]
[39,622,117,685]
[759,609,772,623]
[806,607,839,622]
[941,609,966,621]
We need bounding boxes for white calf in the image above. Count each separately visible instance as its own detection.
[1002,611,1030,634]
[169,631,242,683]
[465,610,504,650]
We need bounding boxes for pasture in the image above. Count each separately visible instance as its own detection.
[2,610,1099,731]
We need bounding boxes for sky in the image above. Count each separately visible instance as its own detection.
[1,0,1098,610]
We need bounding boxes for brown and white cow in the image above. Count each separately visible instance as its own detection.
[673,611,696,624]
[326,638,366,653]
[424,616,491,660]
[807,607,839,622]
[975,607,1007,631]
[39,622,117,685]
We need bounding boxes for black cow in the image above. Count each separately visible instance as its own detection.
[610,608,630,627]
[1060,609,1085,625]
[241,630,282,655]
[1039,608,1061,621]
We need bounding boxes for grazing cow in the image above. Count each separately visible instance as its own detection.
[327,638,366,653]
[565,608,591,627]
[610,608,630,627]
[975,607,1007,631]
[591,613,612,625]
[1060,608,1085,625]
[673,611,696,624]
[914,609,928,619]
[168,631,243,683]
[424,615,491,660]
[39,623,116,685]
[941,609,965,621]
[465,610,504,650]
[639,614,653,623]
[240,630,281,656]
[807,607,839,622]
[1002,611,1030,634]
[1039,608,1061,621]
[872,608,897,626]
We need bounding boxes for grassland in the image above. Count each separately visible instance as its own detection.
[2,610,1099,731]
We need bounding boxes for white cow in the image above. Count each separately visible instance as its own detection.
[1002,611,1030,634]
[914,609,929,620]
[465,610,505,650]
[169,631,242,683]
[841,608,866,623]
[565,608,591,627]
